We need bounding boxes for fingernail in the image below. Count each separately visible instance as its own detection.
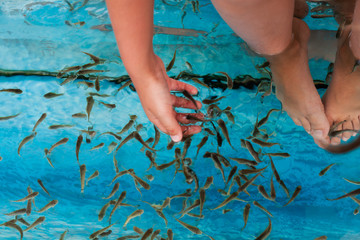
[312,130,324,139]
[171,135,182,142]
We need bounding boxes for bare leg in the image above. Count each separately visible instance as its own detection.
[211,0,330,146]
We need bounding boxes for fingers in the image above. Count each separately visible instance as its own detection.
[171,95,202,109]
[181,125,202,137]
[168,78,198,95]
[150,109,183,143]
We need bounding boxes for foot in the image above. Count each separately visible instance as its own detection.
[322,28,360,145]
[294,0,309,19]
[267,18,330,147]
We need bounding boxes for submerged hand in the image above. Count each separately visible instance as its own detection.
[132,55,202,142]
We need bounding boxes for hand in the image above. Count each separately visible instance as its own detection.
[131,55,203,142]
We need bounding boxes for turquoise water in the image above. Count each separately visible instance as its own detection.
[0,1,360,240]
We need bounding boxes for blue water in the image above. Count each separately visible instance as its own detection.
[0,1,360,240]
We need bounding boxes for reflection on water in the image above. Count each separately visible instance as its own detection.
[0,0,359,240]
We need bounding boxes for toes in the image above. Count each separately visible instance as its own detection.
[341,121,354,141]
[354,117,360,135]
[299,117,311,133]
[306,112,330,140]
[330,123,342,145]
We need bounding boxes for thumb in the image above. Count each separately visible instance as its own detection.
[158,109,183,142]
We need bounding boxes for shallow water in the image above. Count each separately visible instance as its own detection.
[0,1,360,240]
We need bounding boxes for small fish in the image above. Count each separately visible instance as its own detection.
[17,218,30,227]
[174,218,202,234]
[237,172,263,193]
[48,138,69,155]
[191,77,209,89]
[78,69,105,75]
[327,188,360,201]
[257,109,280,128]
[86,170,99,185]
[226,166,238,186]
[265,152,290,158]
[199,188,206,216]
[86,96,95,121]
[270,157,281,182]
[185,61,193,71]
[151,126,160,149]
[145,175,154,181]
[78,81,95,88]
[123,209,144,228]
[202,176,214,190]
[109,191,127,222]
[59,230,68,240]
[325,134,360,154]
[258,185,272,201]
[48,124,74,129]
[99,132,122,141]
[88,92,110,97]
[242,203,251,230]
[90,143,104,151]
[253,201,273,217]
[156,160,176,171]
[182,90,199,110]
[229,157,257,166]
[141,228,153,240]
[118,120,135,135]
[212,191,239,210]
[224,110,235,124]
[72,112,87,118]
[134,132,157,151]
[43,92,64,99]
[279,180,290,198]
[202,96,226,105]
[99,101,116,109]
[156,209,168,226]
[244,140,261,162]
[284,186,302,206]
[32,113,47,132]
[167,229,173,240]
[311,14,333,18]
[150,229,161,240]
[37,200,58,213]
[95,77,100,91]
[37,179,50,196]
[89,223,116,239]
[217,119,234,149]
[251,138,280,148]
[18,132,37,156]
[128,171,150,190]
[82,51,104,64]
[133,226,143,234]
[108,142,118,154]
[98,201,111,221]
[60,74,78,86]
[314,236,327,240]
[0,88,23,94]
[24,216,45,231]
[343,178,360,185]
[103,183,120,199]
[80,164,86,193]
[166,50,177,72]
[195,136,208,158]
[3,222,23,239]
[319,163,336,176]
[217,72,233,89]
[4,208,27,216]
[270,177,276,201]
[255,217,272,240]
[76,134,83,163]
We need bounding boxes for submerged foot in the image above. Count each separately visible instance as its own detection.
[266,18,330,147]
[323,29,360,145]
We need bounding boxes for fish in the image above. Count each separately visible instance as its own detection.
[80,164,86,193]
[217,119,234,149]
[251,138,280,147]
[60,74,78,86]
[156,160,176,171]
[88,92,110,97]
[265,152,290,158]
[354,209,359,215]
[224,110,235,124]
[82,51,103,64]
[242,203,251,230]
[327,188,360,201]
[166,50,177,72]
[26,187,33,215]
[3,222,23,239]
[117,235,141,240]
[37,179,50,196]
[48,124,74,129]
[60,65,82,73]
[179,199,200,217]
[269,157,281,182]
[145,175,154,181]
[191,77,209,88]
[76,134,83,163]
[150,229,161,240]
[133,226,143,234]
[78,81,95,88]
[167,229,173,240]
[95,77,100,91]
[4,208,27,216]
[32,113,47,132]
[24,216,45,231]
[202,96,226,105]
[103,183,120,199]
[195,136,208,158]
[90,143,104,151]
[257,109,280,128]
[255,217,272,240]
[109,169,131,185]
[314,236,327,240]
[107,142,118,154]
[59,230,69,240]
[134,132,157,151]
[226,166,238,186]
[118,120,135,135]
[202,176,214,190]
[199,188,206,216]
[37,200,58,213]
[237,172,263,193]
[206,153,225,182]
[229,157,258,166]
[279,180,290,198]
[325,135,360,154]
[109,191,127,222]
[222,209,232,214]
[319,163,336,176]
[43,92,64,99]
[284,186,302,206]
[343,178,360,185]
[244,140,261,162]
[12,192,39,203]
[72,112,87,118]
[48,137,69,155]
[141,228,154,240]
[86,96,95,121]
[78,69,105,75]
[216,72,233,89]
[212,191,239,210]
[258,185,272,201]
[98,201,111,221]
[86,170,99,185]
[89,223,115,239]
[270,177,276,201]
[128,171,150,190]
[253,201,273,217]
[311,14,333,18]
[17,218,30,227]
[182,90,199,110]
[123,209,144,228]
[99,101,116,109]
[239,166,267,175]
[0,88,22,94]
[99,132,122,141]
[156,209,168,226]
[18,132,37,156]
[174,218,202,234]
